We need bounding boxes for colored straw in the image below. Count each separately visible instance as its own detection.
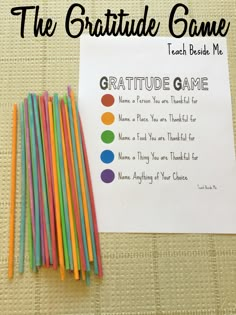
[78,112,103,277]
[63,101,81,273]
[28,94,41,266]
[39,96,57,269]
[8,104,17,279]
[12,88,102,281]
[26,181,35,271]
[56,96,73,270]
[60,103,79,279]
[69,89,93,262]
[61,101,86,272]
[38,158,45,266]
[44,93,58,268]
[37,100,46,267]
[76,108,98,275]
[48,100,65,280]
[24,98,36,250]
[66,96,90,272]
[32,94,52,263]
[64,100,87,277]
[38,98,50,268]
[44,91,56,214]
[19,102,26,273]
[52,94,70,270]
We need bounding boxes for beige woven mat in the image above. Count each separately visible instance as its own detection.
[0,1,236,314]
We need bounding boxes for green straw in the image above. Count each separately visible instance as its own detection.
[26,180,36,272]
[74,217,81,271]
[32,94,52,264]
[66,96,90,272]
[54,94,73,270]
[19,103,26,273]
[53,94,70,270]
[28,94,41,266]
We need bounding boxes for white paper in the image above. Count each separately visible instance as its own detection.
[79,36,236,233]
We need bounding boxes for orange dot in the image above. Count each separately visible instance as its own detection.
[101,112,115,125]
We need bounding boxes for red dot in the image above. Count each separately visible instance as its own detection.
[101,94,115,107]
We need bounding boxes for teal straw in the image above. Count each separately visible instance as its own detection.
[76,109,98,275]
[52,94,70,270]
[66,96,90,272]
[28,94,41,266]
[19,102,26,273]
[32,94,52,263]
[26,180,36,272]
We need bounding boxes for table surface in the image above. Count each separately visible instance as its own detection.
[0,1,236,314]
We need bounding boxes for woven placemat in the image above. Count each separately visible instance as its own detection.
[0,1,236,314]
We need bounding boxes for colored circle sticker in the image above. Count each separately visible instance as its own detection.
[101,169,115,183]
[101,94,115,107]
[100,150,115,164]
[101,112,115,125]
[101,130,115,144]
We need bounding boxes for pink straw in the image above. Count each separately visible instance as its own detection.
[40,95,58,269]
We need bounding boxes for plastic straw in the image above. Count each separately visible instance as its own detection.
[69,89,93,262]
[19,103,27,273]
[48,100,65,280]
[8,104,17,279]
[32,94,52,263]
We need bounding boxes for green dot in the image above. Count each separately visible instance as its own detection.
[101,130,115,144]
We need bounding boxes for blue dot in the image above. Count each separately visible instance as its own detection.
[100,150,114,164]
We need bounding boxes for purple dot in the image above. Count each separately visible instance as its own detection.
[101,169,115,183]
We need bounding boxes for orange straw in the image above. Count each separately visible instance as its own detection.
[62,103,86,272]
[60,106,79,280]
[48,101,65,280]
[8,104,17,279]
[64,104,85,281]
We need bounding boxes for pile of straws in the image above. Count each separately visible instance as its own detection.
[8,87,102,283]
